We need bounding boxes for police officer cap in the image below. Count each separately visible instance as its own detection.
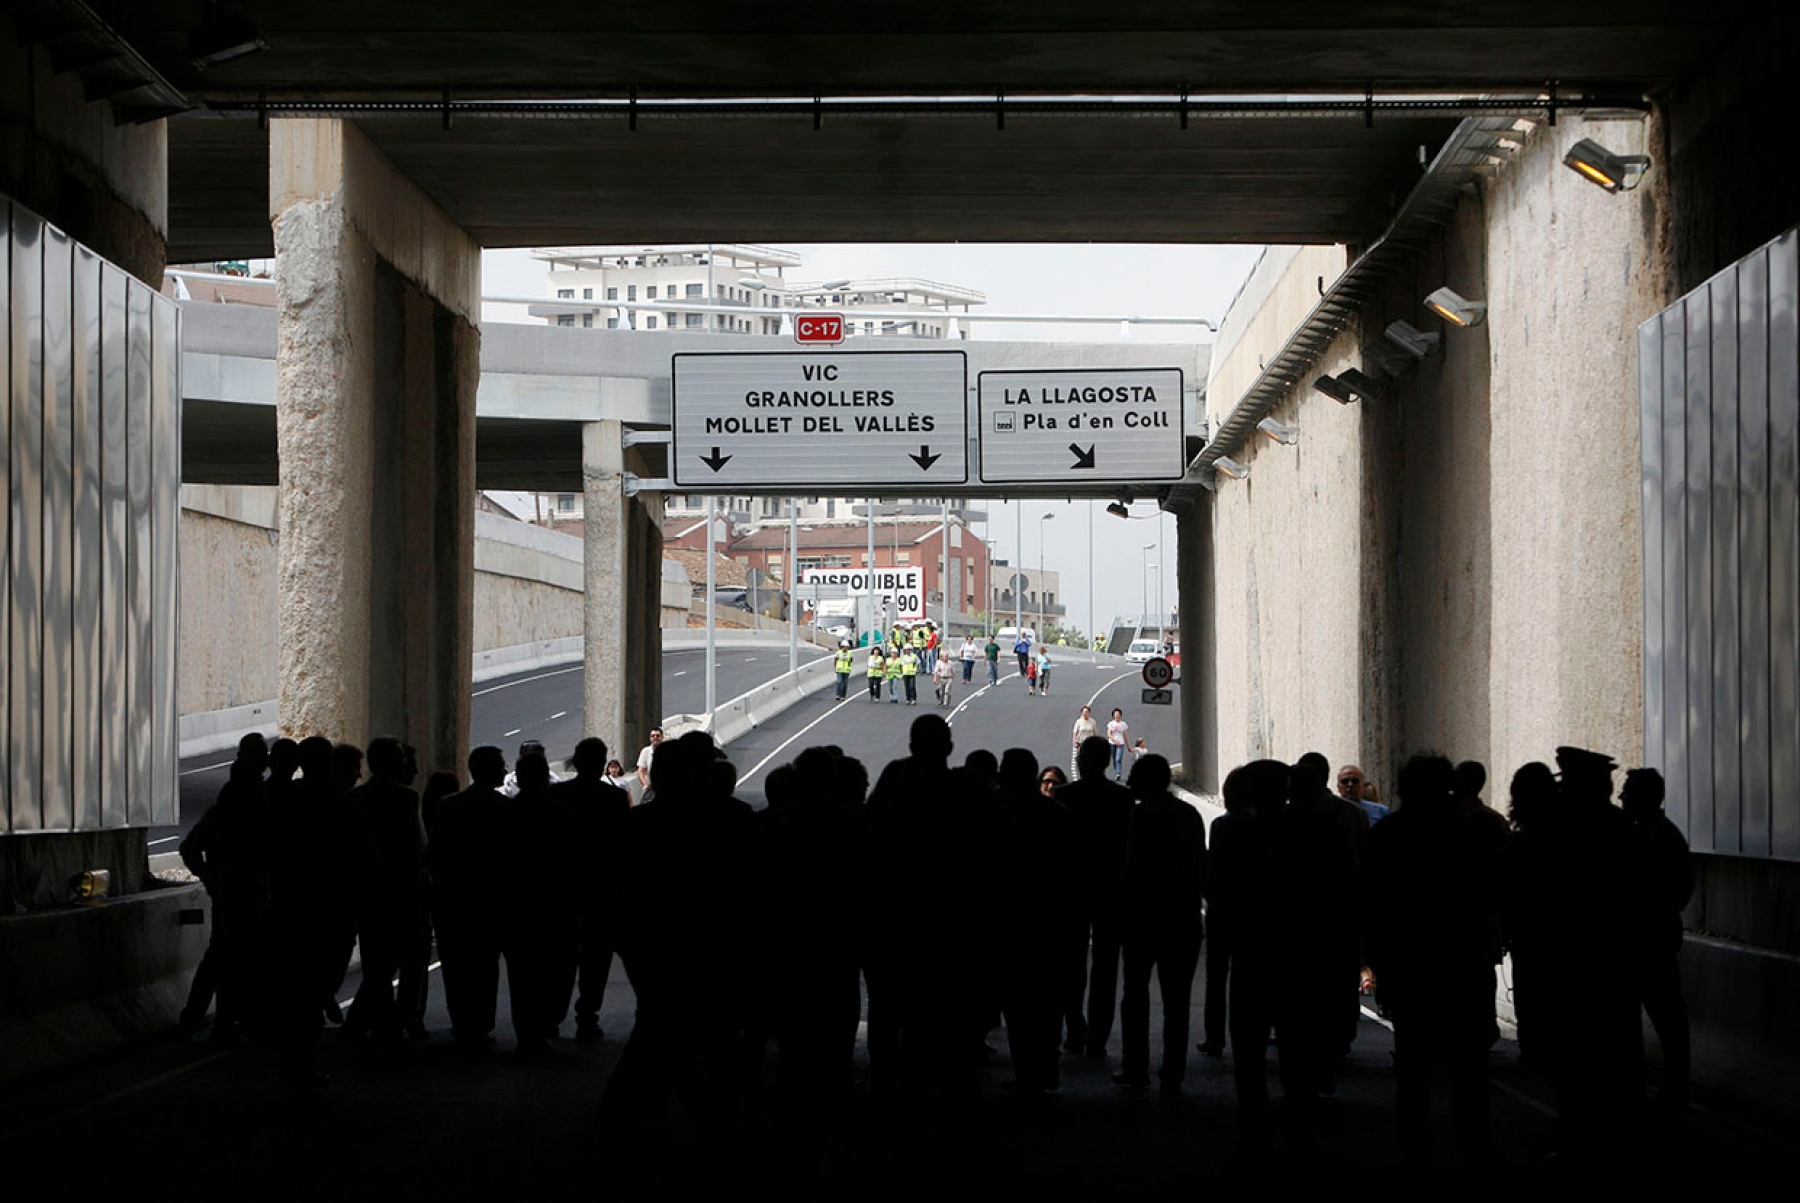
[1554,746,1617,778]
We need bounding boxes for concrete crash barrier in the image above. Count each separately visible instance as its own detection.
[663,648,856,749]
[0,883,209,1085]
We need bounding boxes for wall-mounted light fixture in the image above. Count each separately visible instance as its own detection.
[1214,456,1250,481]
[1385,320,1441,360]
[1362,340,1414,378]
[188,4,268,70]
[1336,368,1385,398]
[1106,501,1132,519]
[1563,137,1651,193]
[1423,286,1488,328]
[1313,374,1367,405]
[1257,416,1299,445]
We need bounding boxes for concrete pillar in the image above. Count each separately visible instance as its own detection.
[1177,496,1217,793]
[270,120,479,777]
[582,420,664,766]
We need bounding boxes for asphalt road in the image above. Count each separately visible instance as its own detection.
[154,643,829,848]
[723,646,1183,807]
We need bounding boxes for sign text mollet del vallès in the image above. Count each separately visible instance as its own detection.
[671,351,968,489]
[976,367,1185,484]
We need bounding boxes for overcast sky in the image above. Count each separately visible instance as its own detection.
[481,242,1265,640]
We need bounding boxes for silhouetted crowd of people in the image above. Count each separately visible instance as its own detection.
[178,719,1693,1170]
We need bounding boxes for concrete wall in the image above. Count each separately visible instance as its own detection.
[179,486,585,722]
[1205,112,1668,801]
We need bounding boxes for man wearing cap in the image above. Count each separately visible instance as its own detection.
[1509,746,1651,1158]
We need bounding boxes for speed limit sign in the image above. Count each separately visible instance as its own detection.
[1142,657,1175,689]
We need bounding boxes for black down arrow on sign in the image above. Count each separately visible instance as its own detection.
[910,445,941,471]
[700,447,732,473]
[1069,443,1097,470]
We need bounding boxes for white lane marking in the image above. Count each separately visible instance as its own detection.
[148,836,180,847]
[744,657,758,661]
[736,696,858,785]
[179,761,232,777]
[340,961,443,1009]
[946,681,996,724]
[503,729,522,738]
[549,711,567,720]
[1086,670,1139,709]
[672,670,688,677]
[472,664,582,697]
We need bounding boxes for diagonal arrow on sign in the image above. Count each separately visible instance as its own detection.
[1069,442,1097,470]
[700,447,732,473]
[909,445,941,471]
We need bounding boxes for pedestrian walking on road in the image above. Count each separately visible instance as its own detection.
[833,641,855,701]
[1106,709,1129,780]
[868,646,887,701]
[933,650,956,707]
[1014,630,1033,680]
[1035,647,1053,697]
[997,748,1079,1094]
[960,635,979,683]
[985,633,1002,685]
[495,750,580,1056]
[178,733,273,1047]
[1025,655,1039,696]
[900,646,921,705]
[886,645,904,702]
[1071,704,1099,778]
[340,736,427,1051]
[551,737,630,1042]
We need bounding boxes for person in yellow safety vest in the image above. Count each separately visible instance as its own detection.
[867,647,887,702]
[884,645,904,702]
[834,643,855,700]
[899,646,921,705]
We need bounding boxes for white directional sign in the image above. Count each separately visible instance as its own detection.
[672,351,968,489]
[976,367,1185,485]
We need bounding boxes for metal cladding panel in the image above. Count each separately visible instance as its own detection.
[150,297,179,825]
[1738,248,1772,859]
[1684,293,1714,851]
[0,202,9,834]
[1660,300,1688,836]
[98,266,129,829]
[125,281,153,826]
[71,248,102,831]
[1711,269,1741,855]
[9,208,44,833]
[1769,232,1800,861]
[40,226,74,833]
[1640,317,1664,777]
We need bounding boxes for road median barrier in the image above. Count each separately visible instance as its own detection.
[661,648,860,749]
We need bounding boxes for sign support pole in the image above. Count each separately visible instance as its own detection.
[940,500,950,638]
[866,506,876,645]
[788,498,799,672]
[705,496,717,726]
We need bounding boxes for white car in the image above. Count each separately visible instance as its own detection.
[1125,639,1162,663]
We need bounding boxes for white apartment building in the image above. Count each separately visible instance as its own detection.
[532,243,985,339]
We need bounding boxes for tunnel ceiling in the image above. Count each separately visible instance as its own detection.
[125,1,1748,259]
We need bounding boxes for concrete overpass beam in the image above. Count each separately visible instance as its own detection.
[270,119,479,776]
[582,420,663,766]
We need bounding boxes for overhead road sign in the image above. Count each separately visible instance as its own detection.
[672,351,968,490]
[976,367,1185,485]
[801,567,925,620]
[794,314,845,344]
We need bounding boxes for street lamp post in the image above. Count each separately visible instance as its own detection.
[1039,511,1055,638]
[1142,543,1156,639]
[1013,503,1022,635]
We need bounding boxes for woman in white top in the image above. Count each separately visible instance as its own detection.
[959,636,980,683]
[1106,708,1129,780]
[1071,704,1099,776]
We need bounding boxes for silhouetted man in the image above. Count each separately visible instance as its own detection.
[996,747,1078,1093]
[1455,760,1511,851]
[494,749,579,1056]
[1297,750,1368,1064]
[758,746,871,1110]
[340,736,427,1050]
[1197,779,1255,1057]
[1509,746,1651,1160]
[1211,759,1287,1146]
[549,737,630,1041]
[862,714,984,1120]
[1114,754,1205,1094]
[1055,735,1135,1059]
[601,731,756,1139]
[1364,754,1501,1167]
[428,745,508,1046]
[1622,767,1693,1109]
[179,733,272,1046]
